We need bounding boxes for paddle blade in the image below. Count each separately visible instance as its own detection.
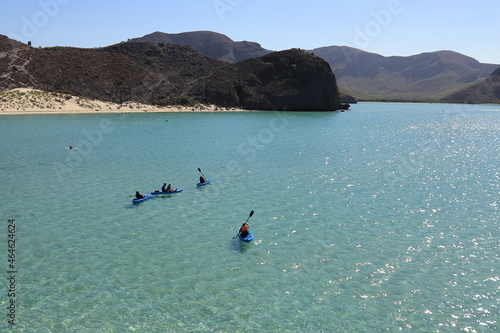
[198,168,202,173]
[244,210,254,223]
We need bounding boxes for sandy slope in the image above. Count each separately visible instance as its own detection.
[0,88,245,114]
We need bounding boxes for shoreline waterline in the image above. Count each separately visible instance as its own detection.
[0,108,252,115]
[0,88,252,115]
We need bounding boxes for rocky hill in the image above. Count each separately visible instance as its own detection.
[442,68,500,104]
[0,35,341,111]
[193,49,341,111]
[311,47,499,101]
[129,31,272,63]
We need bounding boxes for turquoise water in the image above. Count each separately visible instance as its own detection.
[0,103,498,332]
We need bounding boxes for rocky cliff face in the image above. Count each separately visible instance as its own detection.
[0,35,341,111]
[191,49,340,110]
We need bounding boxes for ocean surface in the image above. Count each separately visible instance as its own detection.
[0,103,498,332]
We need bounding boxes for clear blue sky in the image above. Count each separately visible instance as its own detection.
[2,0,499,64]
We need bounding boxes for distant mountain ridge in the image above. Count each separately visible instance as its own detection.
[312,46,499,101]
[129,31,272,63]
[129,31,500,103]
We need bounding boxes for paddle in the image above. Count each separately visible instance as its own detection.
[245,210,254,223]
[233,210,254,239]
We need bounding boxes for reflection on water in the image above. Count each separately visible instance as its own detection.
[0,104,498,332]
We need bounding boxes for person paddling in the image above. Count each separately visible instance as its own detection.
[135,191,145,199]
[199,176,206,184]
[239,222,250,237]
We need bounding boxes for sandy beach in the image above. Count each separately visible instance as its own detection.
[0,88,248,115]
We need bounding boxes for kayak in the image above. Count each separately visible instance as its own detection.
[132,193,151,203]
[151,189,183,195]
[197,179,211,187]
[238,229,253,243]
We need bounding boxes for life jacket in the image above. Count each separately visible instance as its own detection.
[240,225,249,237]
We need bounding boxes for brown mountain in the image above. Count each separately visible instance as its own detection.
[311,46,500,101]
[129,31,353,102]
[442,68,500,104]
[0,35,341,110]
[129,31,272,63]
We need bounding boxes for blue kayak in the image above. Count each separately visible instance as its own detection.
[132,193,151,203]
[238,229,253,243]
[197,179,211,187]
[151,189,183,195]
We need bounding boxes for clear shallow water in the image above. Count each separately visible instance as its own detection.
[0,103,498,332]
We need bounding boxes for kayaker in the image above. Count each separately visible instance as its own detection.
[239,223,250,237]
[161,183,167,192]
[135,191,145,199]
[199,176,206,183]
[166,184,177,192]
